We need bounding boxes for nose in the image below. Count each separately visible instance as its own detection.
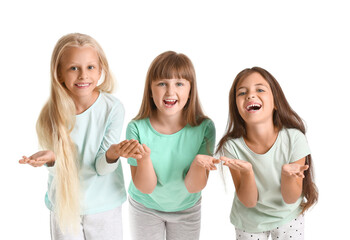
[79,69,88,80]
[166,84,175,95]
[246,93,255,100]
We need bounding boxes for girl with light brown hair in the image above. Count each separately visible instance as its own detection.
[126,51,218,240]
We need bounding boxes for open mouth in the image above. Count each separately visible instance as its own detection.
[163,99,177,107]
[75,83,91,88]
[246,104,262,112]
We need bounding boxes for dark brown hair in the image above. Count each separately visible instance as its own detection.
[217,67,318,213]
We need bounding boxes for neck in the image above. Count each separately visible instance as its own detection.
[244,121,279,154]
[150,111,186,134]
[72,91,99,114]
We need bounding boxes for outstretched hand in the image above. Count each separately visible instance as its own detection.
[193,154,221,171]
[282,163,309,178]
[19,150,55,167]
[220,156,253,174]
[107,139,143,162]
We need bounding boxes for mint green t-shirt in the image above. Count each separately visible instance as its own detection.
[223,128,311,233]
[126,118,215,212]
[45,92,127,215]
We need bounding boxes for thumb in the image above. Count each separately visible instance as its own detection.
[142,144,151,152]
[300,165,309,172]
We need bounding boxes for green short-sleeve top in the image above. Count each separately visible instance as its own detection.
[126,118,215,212]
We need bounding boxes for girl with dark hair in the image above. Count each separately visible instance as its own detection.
[217,67,318,240]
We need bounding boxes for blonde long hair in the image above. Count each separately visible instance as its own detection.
[134,51,207,126]
[36,33,114,232]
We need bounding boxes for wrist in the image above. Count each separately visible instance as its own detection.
[106,147,120,163]
[136,156,151,165]
[241,168,254,177]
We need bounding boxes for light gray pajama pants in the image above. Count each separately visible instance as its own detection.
[50,206,123,240]
[128,197,201,240]
[235,214,305,240]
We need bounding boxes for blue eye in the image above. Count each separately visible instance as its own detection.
[70,66,78,71]
[176,82,184,86]
[237,92,246,96]
[257,89,265,92]
[157,82,166,86]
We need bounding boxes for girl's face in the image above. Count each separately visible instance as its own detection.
[235,72,275,125]
[59,46,101,100]
[151,78,191,119]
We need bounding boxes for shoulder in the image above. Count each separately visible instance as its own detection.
[98,92,125,116]
[100,92,124,109]
[198,118,215,131]
[280,128,307,142]
[223,137,241,150]
[126,118,149,139]
[126,118,148,132]
[221,137,242,159]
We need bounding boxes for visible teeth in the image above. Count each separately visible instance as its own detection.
[76,83,89,87]
[165,100,176,102]
[246,104,261,110]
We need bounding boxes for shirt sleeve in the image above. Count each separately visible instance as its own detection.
[126,121,139,166]
[222,140,239,159]
[290,130,311,163]
[197,119,216,156]
[95,101,125,176]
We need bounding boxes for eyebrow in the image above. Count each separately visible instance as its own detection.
[237,83,267,90]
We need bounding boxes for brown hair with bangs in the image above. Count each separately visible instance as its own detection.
[134,51,207,126]
[216,67,318,213]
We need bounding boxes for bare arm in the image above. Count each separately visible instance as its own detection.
[221,156,258,208]
[281,157,308,204]
[184,155,220,193]
[130,144,157,194]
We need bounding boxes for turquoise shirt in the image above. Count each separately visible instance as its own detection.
[223,128,311,233]
[126,118,215,212]
[45,92,127,215]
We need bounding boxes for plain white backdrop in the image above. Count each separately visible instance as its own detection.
[1,0,349,239]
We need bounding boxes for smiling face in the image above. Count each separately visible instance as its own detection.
[235,72,275,125]
[150,78,191,119]
[58,46,101,101]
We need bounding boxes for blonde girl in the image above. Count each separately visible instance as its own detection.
[126,51,218,240]
[217,67,318,240]
[19,33,140,240]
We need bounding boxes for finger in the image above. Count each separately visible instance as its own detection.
[123,140,139,154]
[142,144,151,153]
[119,141,132,153]
[212,159,221,164]
[138,144,146,154]
[220,156,231,162]
[119,140,130,147]
[209,164,217,170]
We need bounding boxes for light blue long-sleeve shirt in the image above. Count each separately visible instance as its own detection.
[45,92,127,215]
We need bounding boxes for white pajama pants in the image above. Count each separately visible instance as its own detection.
[50,206,123,240]
[235,214,305,240]
[128,197,202,240]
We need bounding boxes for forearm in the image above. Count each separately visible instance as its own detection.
[281,175,303,204]
[237,171,258,208]
[132,158,157,194]
[184,163,208,193]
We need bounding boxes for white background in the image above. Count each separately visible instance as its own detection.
[1,0,349,239]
